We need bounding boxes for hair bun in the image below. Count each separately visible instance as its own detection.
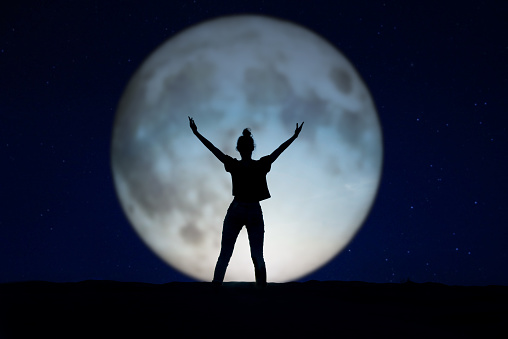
[237,128,255,152]
[242,128,252,137]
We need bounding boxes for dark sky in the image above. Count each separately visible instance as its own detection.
[1,1,507,286]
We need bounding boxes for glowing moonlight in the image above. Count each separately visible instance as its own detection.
[111,15,382,282]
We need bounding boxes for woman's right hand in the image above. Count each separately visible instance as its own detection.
[188,116,198,133]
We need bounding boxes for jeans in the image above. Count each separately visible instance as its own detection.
[212,200,266,286]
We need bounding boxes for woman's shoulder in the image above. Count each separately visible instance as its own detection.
[224,155,239,172]
[256,156,272,172]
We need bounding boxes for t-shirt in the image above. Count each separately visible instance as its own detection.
[224,155,272,202]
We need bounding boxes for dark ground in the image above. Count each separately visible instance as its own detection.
[1,280,507,338]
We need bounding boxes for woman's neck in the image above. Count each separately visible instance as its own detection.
[240,152,252,161]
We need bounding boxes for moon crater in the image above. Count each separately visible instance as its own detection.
[331,68,353,94]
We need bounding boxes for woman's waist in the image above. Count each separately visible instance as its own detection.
[232,198,260,206]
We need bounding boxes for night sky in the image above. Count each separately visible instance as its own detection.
[2,1,507,286]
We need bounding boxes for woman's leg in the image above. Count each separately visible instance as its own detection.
[212,203,243,284]
[246,205,266,287]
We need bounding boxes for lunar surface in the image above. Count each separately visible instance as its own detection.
[111,15,383,282]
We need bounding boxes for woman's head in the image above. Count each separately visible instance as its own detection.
[236,128,255,154]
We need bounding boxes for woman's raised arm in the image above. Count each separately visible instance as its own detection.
[269,122,304,163]
[189,116,228,163]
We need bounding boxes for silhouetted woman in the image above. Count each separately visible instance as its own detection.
[188,117,303,288]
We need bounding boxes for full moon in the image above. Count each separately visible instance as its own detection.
[111,15,382,282]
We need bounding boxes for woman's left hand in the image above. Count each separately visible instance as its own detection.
[294,122,304,137]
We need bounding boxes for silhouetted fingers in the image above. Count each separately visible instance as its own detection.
[295,122,304,135]
[188,117,197,132]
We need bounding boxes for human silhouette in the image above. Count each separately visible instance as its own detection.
[189,116,303,288]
